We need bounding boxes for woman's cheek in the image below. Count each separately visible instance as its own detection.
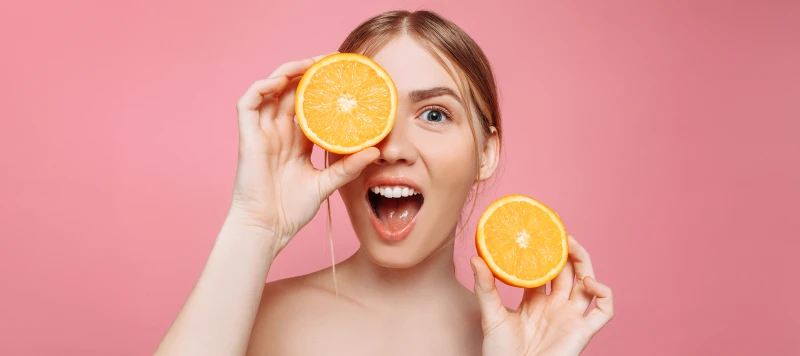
[424,134,477,187]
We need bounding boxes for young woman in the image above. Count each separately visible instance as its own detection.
[156,10,614,356]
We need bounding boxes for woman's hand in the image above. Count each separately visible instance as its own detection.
[471,235,614,356]
[155,54,381,356]
[230,54,379,252]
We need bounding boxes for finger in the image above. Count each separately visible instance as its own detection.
[277,76,302,120]
[318,147,380,198]
[268,58,314,79]
[257,58,315,121]
[236,76,291,113]
[470,256,509,332]
[550,255,575,299]
[264,75,302,135]
[568,235,596,311]
[277,52,338,119]
[293,119,314,155]
[584,276,614,333]
[518,282,546,311]
[236,76,291,137]
[268,52,336,79]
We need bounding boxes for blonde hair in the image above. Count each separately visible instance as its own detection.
[340,10,502,144]
[326,10,503,292]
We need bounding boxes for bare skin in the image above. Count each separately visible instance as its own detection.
[244,36,492,355]
[246,247,484,356]
[155,34,614,356]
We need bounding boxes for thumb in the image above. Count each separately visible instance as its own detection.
[319,147,380,198]
[470,256,508,332]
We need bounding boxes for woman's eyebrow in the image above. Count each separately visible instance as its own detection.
[409,86,464,107]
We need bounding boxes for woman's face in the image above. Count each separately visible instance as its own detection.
[333,35,497,268]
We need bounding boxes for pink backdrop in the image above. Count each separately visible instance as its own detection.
[2,0,798,355]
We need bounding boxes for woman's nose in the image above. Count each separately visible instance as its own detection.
[374,117,418,166]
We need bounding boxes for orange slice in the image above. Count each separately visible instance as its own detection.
[295,53,398,154]
[476,194,568,288]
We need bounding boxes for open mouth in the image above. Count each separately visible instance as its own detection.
[366,185,424,241]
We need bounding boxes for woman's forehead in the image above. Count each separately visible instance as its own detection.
[370,35,462,99]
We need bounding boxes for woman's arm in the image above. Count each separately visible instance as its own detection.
[154,216,280,355]
[153,53,378,356]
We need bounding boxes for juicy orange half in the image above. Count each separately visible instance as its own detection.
[476,194,568,288]
[295,53,398,154]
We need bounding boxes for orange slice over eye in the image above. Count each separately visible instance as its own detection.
[295,53,398,154]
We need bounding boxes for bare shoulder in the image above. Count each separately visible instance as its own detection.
[245,270,368,355]
[453,284,486,334]
[245,270,486,355]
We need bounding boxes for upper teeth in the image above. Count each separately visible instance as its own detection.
[371,186,420,198]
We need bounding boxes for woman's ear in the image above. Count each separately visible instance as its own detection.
[477,126,500,182]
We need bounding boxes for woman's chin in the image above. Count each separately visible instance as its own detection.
[357,239,429,269]
[363,248,421,269]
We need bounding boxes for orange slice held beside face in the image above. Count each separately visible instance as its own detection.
[295,53,398,154]
[476,194,569,288]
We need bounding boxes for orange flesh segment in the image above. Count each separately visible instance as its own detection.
[477,195,568,288]
[302,61,392,147]
[483,201,565,280]
[296,53,397,154]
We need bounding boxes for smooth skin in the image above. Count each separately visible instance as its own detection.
[155,36,613,356]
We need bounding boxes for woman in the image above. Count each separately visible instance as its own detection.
[156,10,614,356]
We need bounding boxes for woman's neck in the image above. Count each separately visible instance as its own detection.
[337,236,462,304]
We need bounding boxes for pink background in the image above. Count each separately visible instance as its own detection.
[2,0,798,354]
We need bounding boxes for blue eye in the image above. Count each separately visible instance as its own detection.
[420,108,449,123]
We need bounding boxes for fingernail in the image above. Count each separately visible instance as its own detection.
[470,260,477,274]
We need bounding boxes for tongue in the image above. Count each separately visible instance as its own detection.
[376,196,421,230]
